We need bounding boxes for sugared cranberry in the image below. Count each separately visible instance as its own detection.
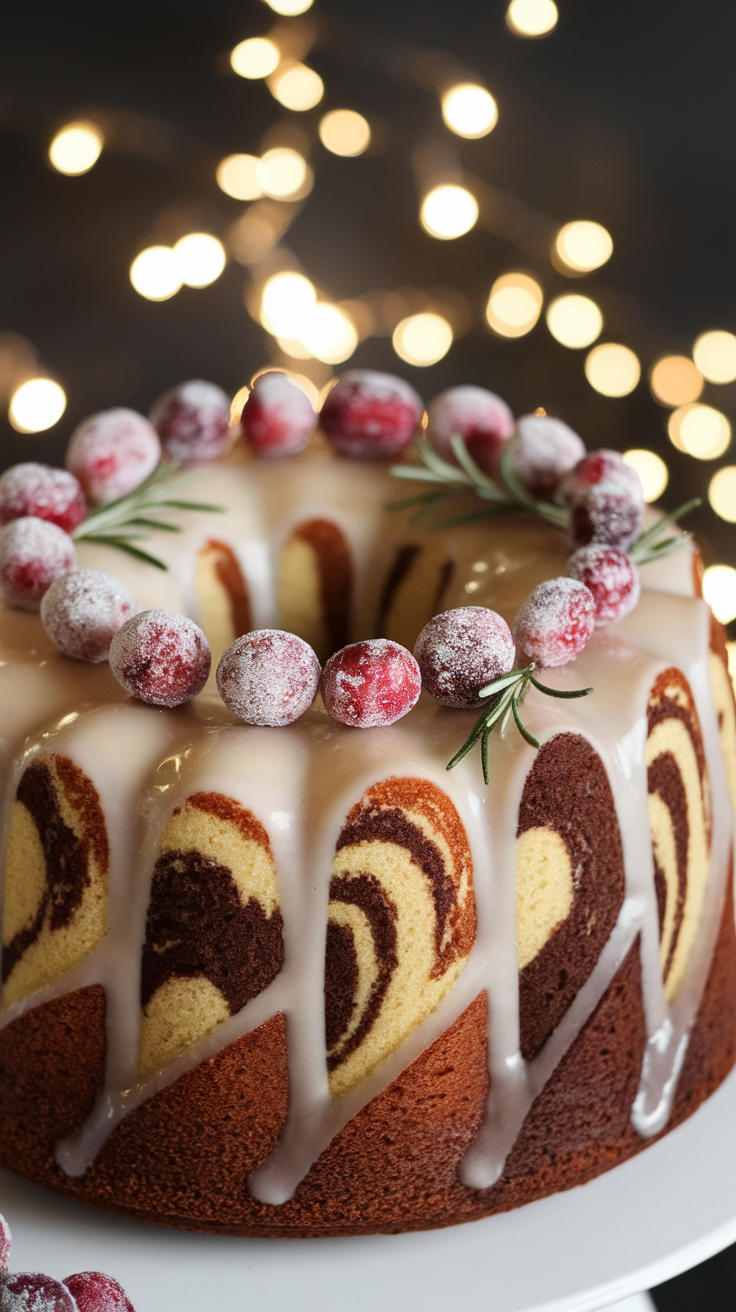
[217,630,321,726]
[321,639,422,728]
[149,380,232,461]
[66,409,161,507]
[109,610,211,707]
[569,487,644,551]
[41,569,139,663]
[240,372,317,459]
[63,1272,135,1312]
[0,1272,76,1311]
[513,578,595,668]
[507,414,586,499]
[320,370,423,459]
[426,386,514,476]
[0,1215,10,1272]
[0,518,76,612]
[567,545,641,627]
[414,607,515,707]
[0,464,86,533]
[557,448,643,506]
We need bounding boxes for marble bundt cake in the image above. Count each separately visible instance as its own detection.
[0,372,734,1238]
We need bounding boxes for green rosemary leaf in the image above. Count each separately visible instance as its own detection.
[155,499,225,513]
[384,491,447,512]
[83,537,169,570]
[512,696,541,749]
[628,498,702,562]
[529,674,593,699]
[481,727,490,785]
[449,434,510,503]
[427,506,508,531]
[478,668,527,698]
[410,492,458,527]
[415,435,473,485]
[499,444,569,528]
[389,464,458,486]
[126,517,182,533]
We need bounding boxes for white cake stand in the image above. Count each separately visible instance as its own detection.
[2,1063,736,1312]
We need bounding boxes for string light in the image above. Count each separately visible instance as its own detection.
[230,37,280,79]
[319,110,371,157]
[420,185,478,240]
[703,565,736,624]
[276,335,313,360]
[257,147,310,198]
[173,234,226,288]
[693,330,736,384]
[546,294,602,348]
[262,0,313,13]
[260,272,316,336]
[585,343,640,396]
[393,313,453,366]
[668,403,731,459]
[623,449,669,502]
[9,379,67,433]
[709,467,736,522]
[554,220,613,274]
[301,304,358,363]
[441,85,498,139]
[268,62,324,111]
[506,0,559,37]
[216,154,263,201]
[486,272,543,337]
[48,121,103,176]
[650,355,703,406]
[129,247,182,301]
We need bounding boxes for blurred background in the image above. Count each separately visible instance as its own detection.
[0,1,735,1298]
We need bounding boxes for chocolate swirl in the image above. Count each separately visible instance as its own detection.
[277,518,352,662]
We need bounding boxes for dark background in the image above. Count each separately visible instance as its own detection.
[1,2,735,1302]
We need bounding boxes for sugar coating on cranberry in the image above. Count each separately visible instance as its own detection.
[41,569,139,663]
[241,372,317,459]
[66,409,161,507]
[320,370,423,459]
[414,607,515,707]
[0,518,76,612]
[321,639,421,728]
[63,1272,135,1312]
[426,386,515,476]
[557,448,643,506]
[0,464,86,533]
[217,630,320,726]
[567,545,641,627]
[0,1272,77,1311]
[508,415,586,499]
[569,487,644,551]
[0,1215,10,1272]
[149,380,232,462]
[109,610,211,707]
[513,577,595,669]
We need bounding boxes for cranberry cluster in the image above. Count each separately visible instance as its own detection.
[0,1210,135,1310]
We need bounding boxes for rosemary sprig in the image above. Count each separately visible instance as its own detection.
[628,497,701,564]
[446,664,593,783]
[71,462,224,570]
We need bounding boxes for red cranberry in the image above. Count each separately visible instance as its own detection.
[217,630,321,726]
[513,578,595,668]
[109,610,211,707]
[149,380,232,461]
[0,1215,10,1272]
[63,1272,135,1312]
[507,414,586,499]
[0,1272,76,1311]
[567,545,641,627]
[414,607,515,707]
[66,409,161,506]
[321,639,422,727]
[0,518,76,612]
[0,464,86,533]
[569,487,644,551]
[241,372,317,458]
[557,448,643,506]
[41,569,139,663]
[320,370,423,459]
[426,386,514,476]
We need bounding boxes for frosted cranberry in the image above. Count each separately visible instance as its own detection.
[320,370,423,459]
[0,518,76,612]
[513,578,595,668]
[507,415,586,499]
[567,545,641,627]
[557,448,643,506]
[0,1215,10,1272]
[0,1272,76,1311]
[149,380,232,461]
[41,569,139,663]
[217,630,321,726]
[569,487,644,551]
[66,409,161,506]
[109,610,211,707]
[414,607,515,707]
[321,639,421,728]
[0,464,86,533]
[240,372,317,458]
[63,1272,135,1312]
[426,386,514,476]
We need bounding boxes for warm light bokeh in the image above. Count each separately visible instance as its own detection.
[703,564,736,624]
[441,85,498,139]
[650,355,703,407]
[506,0,559,36]
[709,466,736,522]
[393,313,453,365]
[262,0,313,13]
[554,220,613,273]
[230,37,280,79]
[301,304,359,363]
[546,294,602,348]
[668,403,731,459]
[260,271,317,336]
[173,233,226,288]
[9,379,67,433]
[693,330,736,385]
[623,449,669,502]
[257,147,310,198]
[319,110,371,156]
[48,121,103,176]
[585,343,640,396]
[216,154,264,201]
[486,272,543,337]
[420,185,479,239]
[268,62,324,111]
[129,247,183,301]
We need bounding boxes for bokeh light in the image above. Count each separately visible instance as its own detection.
[420,185,478,240]
[9,379,67,433]
[260,271,316,336]
[216,154,263,201]
[230,37,280,79]
[173,233,226,288]
[650,355,703,406]
[554,220,613,273]
[546,294,602,348]
[486,272,543,337]
[441,84,498,139]
[48,121,103,176]
[703,564,736,624]
[709,466,736,522]
[269,62,324,111]
[263,0,313,13]
[319,109,371,156]
[301,304,359,363]
[693,330,736,384]
[668,404,731,459]
[257,147,310,198]
[623,449,669,502]
[393,313,453,366]
[129,247,183,301]
[506,0,559,36]
[585,343,640,396]
[276,335,313,360]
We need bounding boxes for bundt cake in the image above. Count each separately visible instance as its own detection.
[0,369,734,1239]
